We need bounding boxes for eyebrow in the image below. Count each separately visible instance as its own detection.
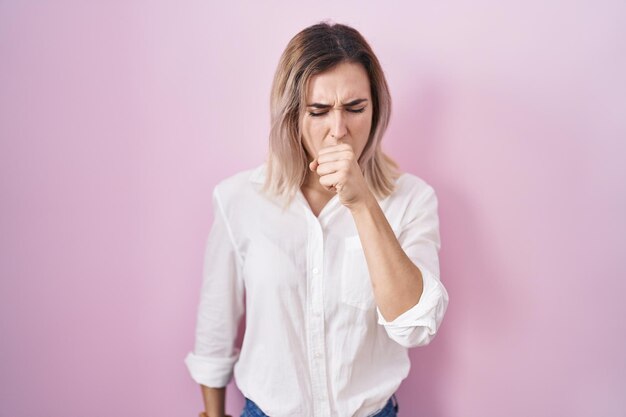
[306,98,369,109]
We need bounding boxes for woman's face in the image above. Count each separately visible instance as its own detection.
[300,61,373,164]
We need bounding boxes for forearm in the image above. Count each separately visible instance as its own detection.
[350,194,424,322]
[200,385,231,417]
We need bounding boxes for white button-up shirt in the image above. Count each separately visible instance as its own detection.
[185,163,449,417]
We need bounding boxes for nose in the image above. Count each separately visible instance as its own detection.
[329,109,347,142]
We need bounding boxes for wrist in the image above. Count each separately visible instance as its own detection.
[349,193,377,215]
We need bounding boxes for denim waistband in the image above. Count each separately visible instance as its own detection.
[240,393,399,417]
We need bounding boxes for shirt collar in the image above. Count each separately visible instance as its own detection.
[250,161,397,205]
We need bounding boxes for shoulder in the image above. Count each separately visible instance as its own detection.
[392,171,437,204]
[212,163,265,212]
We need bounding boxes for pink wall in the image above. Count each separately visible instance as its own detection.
[1,1,625,416]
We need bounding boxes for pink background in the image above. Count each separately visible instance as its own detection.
[1,1,625,416]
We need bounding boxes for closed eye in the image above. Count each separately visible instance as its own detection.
[308,107,366,117]
[348,107,366,113]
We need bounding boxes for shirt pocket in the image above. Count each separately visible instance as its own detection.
[340,236,375,310]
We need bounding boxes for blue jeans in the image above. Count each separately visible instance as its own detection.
[240,393,399,417]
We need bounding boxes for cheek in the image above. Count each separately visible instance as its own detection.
[300,122,320,155]
[360,118,372,133]
[302,121,324,143]
[354,114,372,136]
[307,120,325,134]
[355,115,373,156]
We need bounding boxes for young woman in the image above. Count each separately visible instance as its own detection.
[185,21,449,417]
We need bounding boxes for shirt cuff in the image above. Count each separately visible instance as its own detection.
[184,350,240,388]
[376,264,445,347]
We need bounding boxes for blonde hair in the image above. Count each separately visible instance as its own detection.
[262,21,400,207]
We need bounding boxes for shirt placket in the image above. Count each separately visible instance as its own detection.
[304,208,331,417]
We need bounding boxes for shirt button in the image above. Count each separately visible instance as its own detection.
[315,352,322,358]
[312,267,319,274]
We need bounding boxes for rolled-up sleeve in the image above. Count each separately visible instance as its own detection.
[184,186,245,387]
[377,184,449,348]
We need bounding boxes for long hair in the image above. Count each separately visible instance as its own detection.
[263,21,400,207]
